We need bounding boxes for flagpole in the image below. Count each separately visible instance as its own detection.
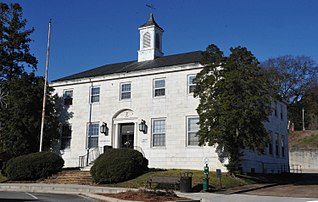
[40,19,52,152]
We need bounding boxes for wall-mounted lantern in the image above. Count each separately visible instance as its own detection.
[139,119,147,134]
[100,122,108,136]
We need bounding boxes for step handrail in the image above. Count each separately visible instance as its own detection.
[79,147,103,168]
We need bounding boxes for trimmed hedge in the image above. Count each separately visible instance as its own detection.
[4,152,64,180]
[91,148,148,183]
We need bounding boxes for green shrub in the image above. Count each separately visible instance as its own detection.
[4,152,64,180]
[91,148,148,183]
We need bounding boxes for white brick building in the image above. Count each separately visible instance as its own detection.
[50,14,289,173]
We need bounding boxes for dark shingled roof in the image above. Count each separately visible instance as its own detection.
[52,51,202,82]
[139,13,164,31]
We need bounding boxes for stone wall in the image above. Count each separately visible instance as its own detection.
[289,149,318,173]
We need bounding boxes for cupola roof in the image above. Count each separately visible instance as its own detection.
[139,13,164,31]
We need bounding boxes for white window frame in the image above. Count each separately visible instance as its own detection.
[120,82,131,100]
[90,86,100,103]
[87,122,99,148]
[153,78,165,97]
[187,116,199,146]
[152,118,166,147]
[187,75,196,94]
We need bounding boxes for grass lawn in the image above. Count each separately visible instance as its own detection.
[0,172,7,182]
[104,169,252,190]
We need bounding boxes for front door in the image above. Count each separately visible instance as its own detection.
[119,123,134,148]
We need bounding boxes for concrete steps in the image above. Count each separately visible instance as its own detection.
[39,170,94,185]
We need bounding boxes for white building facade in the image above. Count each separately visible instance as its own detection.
[51,14,289,173]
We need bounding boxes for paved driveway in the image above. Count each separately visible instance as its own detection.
[245,173,318,198]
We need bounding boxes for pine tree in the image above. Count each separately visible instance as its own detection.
[195,44,273,173]
[0,3,37,81]
[0,3,59,157]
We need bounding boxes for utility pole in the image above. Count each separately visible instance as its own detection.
[39,19,52,152]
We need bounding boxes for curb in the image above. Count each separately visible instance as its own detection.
[226,183,279,194]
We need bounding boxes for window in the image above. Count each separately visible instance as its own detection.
[154,79,165,97]
[152,118,166,146]
[120,83,131,100]
[88,123,99,148]
[90,86,100,103]
[280,104,284,120]
[61,124,72,149]
[187,117,199,146]
[281,135,285,157]
[188,75,196,94]
[274,101,278,117]
[143,32,151,48]
[275,133,279,156]
[63,90,73,105]
[268,132,273,155]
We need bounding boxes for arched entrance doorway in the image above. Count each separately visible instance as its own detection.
[112,109,138,149]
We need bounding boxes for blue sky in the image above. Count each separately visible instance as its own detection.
[3,0,318,81]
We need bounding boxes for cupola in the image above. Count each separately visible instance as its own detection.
[138,14,164,62]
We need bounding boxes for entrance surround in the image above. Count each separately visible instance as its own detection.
[112,109,139,149]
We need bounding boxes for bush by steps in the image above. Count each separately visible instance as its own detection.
[4,152,64,180]
[91,148,148,183]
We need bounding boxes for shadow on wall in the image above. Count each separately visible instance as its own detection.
[51,95,74,155]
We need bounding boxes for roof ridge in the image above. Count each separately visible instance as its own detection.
[52,51,202,82]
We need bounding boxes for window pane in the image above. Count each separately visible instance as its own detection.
[61,125,72,149]
[64,90,73,105]
[188,76,195,85]
[121,83,131,100]
[153,119,166,146]
[188,117,199,146]
[155,80,165,88]
[188,75,196,93]
[155,89,165,96]
[88,123,99,148]
[91,95,100,103]
[121,92,131,99]
[122,84,131,92]
[91,87,100,103]
[91,87,100,95]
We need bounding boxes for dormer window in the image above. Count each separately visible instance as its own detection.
[143,32,151,48]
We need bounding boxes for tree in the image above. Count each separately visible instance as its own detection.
[261,55,318,105]
[0,73,60,157]
[0,3,59,157]
[261,55,318,130]
[194,44,273,173]
[0,3,37,81]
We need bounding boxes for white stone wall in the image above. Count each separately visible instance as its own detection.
[51,63,289,172]
[289,149,318,173]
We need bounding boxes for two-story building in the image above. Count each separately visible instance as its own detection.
[50,14,289,173]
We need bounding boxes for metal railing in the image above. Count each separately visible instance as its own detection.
[79,147,103,168]
[78,146,145,168]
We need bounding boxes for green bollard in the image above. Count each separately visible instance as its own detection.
[203,178,209,191]
[203,163,209,191]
